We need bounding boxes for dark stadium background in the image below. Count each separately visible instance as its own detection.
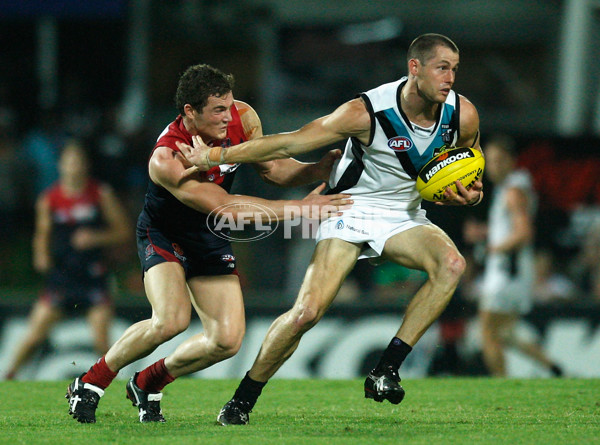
[1,0,599,380]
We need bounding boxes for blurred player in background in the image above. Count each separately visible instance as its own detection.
[4,140,130,380]
[178,33,484,425]
[463,134,563,377]
[66,64,350,423]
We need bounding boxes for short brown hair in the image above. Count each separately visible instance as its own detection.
[175,64,235,114]
[407,33,459,64]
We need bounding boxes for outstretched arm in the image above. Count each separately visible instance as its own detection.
[150,146,352,221]
[177,98,371,170]
[237,99,343,187]
[253,149,342,187]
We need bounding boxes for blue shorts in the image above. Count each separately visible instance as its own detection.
[137,227,237,279]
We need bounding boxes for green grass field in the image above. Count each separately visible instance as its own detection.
[1,378,598,444]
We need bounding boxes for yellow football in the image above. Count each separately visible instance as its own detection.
[416,147,485,202]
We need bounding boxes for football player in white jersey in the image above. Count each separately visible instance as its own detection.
[464,134,563,377]
[178,33,484,424]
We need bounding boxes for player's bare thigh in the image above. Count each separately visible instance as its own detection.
[381,224,461,273]
[294,238,362,310]
[187,274,245,342]
[143,261,192,327]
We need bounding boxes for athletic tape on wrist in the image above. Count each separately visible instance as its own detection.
[467,191,484,206]
[206,146,225,168]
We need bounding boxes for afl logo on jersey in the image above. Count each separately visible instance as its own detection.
[387,136,412,152]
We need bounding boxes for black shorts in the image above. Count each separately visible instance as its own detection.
[137,227,237,279]
[41,287,111,313]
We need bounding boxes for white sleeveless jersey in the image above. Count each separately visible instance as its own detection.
[481,169,537,313]
[327,77,461,211]
[487,170,536,247]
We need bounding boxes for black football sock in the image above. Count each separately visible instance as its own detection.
[233,372,267,409]
[550,364,563,377]
[374,337,413,373]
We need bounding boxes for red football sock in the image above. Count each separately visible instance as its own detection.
[136,358,175,393]
[81,356,118,389]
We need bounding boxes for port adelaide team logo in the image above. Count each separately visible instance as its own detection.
[387,136,412,152]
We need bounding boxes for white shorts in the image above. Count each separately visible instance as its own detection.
[480,252,534,314]
[315,205,431,259]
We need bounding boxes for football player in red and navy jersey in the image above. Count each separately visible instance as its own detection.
[66,64,352,423]
[5,141,130,380]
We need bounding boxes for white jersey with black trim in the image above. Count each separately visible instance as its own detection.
[327,77,460,211]
[481,169,537,311]
[487,170,536,248]
[485,169,537,282]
